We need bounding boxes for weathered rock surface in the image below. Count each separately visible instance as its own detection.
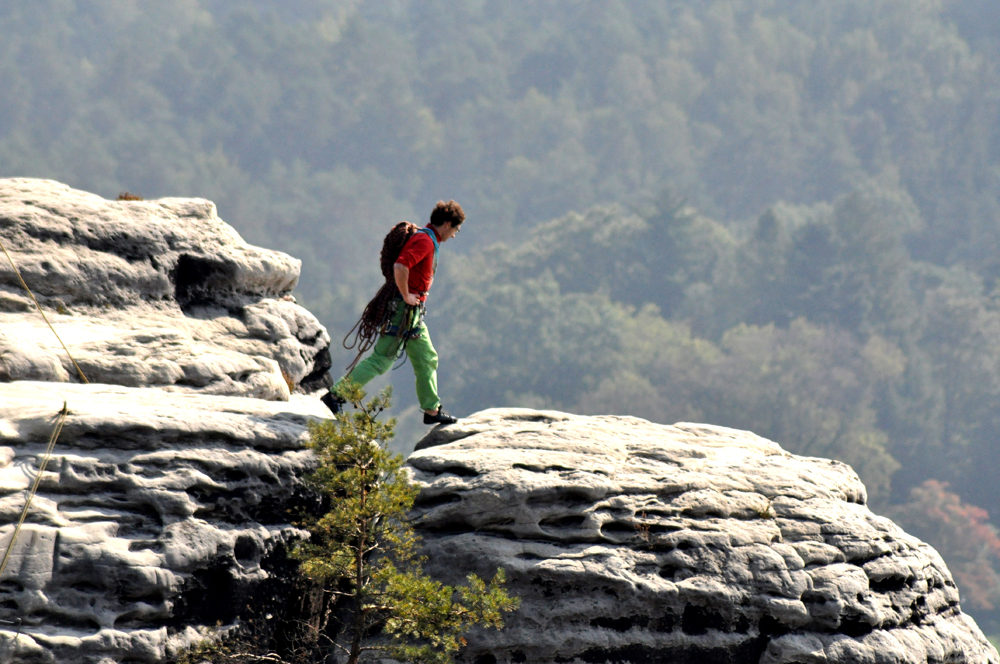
[0,178,332,398]
[409,410,1000,664]
[0,382,328,663]
[2,178,997,664]
[0,179,331,663]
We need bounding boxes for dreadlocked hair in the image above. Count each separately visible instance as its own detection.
[342,221,420,373]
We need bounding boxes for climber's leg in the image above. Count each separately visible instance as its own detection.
[405,320,440,413]
[333,307,408,395]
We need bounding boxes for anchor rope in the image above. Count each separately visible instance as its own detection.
[0,402,67,580]
[0,233,90,649]
[0,236,89,383]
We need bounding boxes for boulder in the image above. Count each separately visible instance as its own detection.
[0,178,332,398]
[409,409,1000,664]
[0,179,331,663]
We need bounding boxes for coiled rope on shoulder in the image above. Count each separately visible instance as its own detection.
[342,222,419,373]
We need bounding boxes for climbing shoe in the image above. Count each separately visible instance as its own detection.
[424,408,458,425]
[321,391,347,415]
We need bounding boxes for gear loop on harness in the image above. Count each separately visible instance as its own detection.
[381,297,425,341]
[379,297,426,372]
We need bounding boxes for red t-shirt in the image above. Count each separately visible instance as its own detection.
[394,225,440,301]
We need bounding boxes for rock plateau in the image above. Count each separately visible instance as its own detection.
[0,178,331,397]
[409,411,1000,664]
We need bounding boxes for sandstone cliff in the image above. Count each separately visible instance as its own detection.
[409,410,1000,664]
[0,179,330,663]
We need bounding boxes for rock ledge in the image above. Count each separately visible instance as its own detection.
[409,409,999,664]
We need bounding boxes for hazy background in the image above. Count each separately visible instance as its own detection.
[5,0,1000,632]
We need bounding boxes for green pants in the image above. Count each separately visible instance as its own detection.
[336,303,440,411]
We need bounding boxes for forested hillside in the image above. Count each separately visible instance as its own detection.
[5,0,1000,630]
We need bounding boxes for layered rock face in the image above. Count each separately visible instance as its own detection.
[0,382,324,663]
[0,178,332,397]
[0,179,330,663]
[409,410,1000,664]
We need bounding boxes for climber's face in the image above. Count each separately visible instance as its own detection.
[437,221,461,243]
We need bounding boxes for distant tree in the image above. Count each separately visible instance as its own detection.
[890,480,1000,612]
[911,281,1000,516]
[438,267,631,412]
[294,381,519,664]
[722,187,919,339]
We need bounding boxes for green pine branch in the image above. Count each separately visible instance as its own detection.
[292,381,519,664]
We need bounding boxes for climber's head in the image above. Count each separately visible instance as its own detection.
[429,200,464,243]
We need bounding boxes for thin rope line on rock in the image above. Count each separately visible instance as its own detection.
[0,234,85,650]
[0,235,89,384]
[0,402,68,581]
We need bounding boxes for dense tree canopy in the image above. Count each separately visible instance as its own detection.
[7,0,1000,323]
[5,0,1000,630]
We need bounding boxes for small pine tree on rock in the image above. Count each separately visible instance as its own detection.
[294,381,518,664]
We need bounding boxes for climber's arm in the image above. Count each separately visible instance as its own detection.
[394,263,420,306]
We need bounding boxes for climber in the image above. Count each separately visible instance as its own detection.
[321,200,465,425]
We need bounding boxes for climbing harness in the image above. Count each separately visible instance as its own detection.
[381,297,425,341]
[379,298,427,373]
[0,234,89,648]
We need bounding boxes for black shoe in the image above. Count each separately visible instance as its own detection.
[321,391,347,415]
[423,408,458,425]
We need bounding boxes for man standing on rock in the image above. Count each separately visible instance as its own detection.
[321,200,464,425]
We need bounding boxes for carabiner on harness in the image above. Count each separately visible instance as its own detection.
[381,298,425,341]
